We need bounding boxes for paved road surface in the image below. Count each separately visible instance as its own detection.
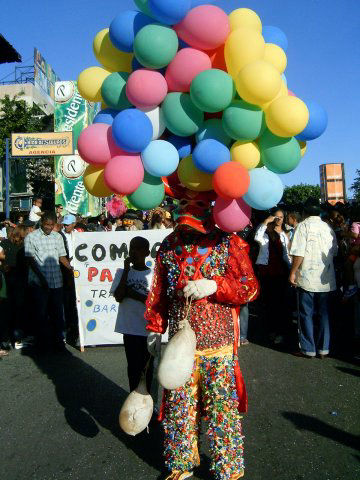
[1,342,359,480]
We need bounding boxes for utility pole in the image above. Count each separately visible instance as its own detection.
[5,138,10,218]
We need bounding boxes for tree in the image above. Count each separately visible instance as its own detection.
[282,183,321,206]
[0,94,54,204]
[350,169,360,202]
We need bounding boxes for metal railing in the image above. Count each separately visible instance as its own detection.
[0,65,34,86]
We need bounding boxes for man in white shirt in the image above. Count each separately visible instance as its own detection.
[61,214,76,263]
[0,224,8,240]
[60,214,78,344]
[29,198,44,223]
[289,200,338,358]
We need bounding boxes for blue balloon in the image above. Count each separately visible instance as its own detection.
[93,108,119,125]
[148,0,191,25]
[193,139,230,174]
[296,101,328,141]
[243,169,284,210]
[142,140,179,177]
[196,119,232,146]
[109,10,153,53]
[131,57,143,71]
[178,38,190,49]
[167,134,193,159]
[281,73,287,86]
[262,26,288,52]
[112,109,153,153]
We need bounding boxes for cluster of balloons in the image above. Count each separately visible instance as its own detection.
[77,1,327,232]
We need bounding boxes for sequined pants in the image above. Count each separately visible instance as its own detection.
[162,349,244,480]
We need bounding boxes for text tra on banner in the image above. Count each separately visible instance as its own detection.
[73,229,170,348]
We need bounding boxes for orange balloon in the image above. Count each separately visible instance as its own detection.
[213,162,250,199]
[208,46,227,71]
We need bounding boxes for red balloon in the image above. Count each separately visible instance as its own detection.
[165,48,211,92]
[213,196,251,232]
[213,162,250,199]
[104,155,144,195]
[174,6,230,51]
[77,123,125,165]
[204,111,223,120]
[207,46,227,71]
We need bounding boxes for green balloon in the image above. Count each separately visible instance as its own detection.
[101,72,132,110]
[134,24,178,69]
[259,130,301,174]
[162,92,204,137]
[134,0,156,18]
[195,119,232,146]
[127,172,165,210]
[222,100,266,141]
[190,69,235,113]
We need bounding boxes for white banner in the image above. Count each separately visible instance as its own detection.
[73,230,171,348]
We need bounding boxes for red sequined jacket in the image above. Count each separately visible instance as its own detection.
[145,228,259,351]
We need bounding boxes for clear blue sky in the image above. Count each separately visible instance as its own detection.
[2,0,359,194]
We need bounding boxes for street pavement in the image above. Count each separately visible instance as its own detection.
[1,341,359,480]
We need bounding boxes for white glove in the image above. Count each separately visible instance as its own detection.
[147,332,161,357]
[183,279,217,300]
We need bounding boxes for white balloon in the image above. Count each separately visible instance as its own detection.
[119,375,153,436]
[140,106,166,140]
[157,319,196,390]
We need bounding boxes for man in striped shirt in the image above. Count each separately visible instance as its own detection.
[24,211,73,351]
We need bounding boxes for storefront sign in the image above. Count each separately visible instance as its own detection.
[11,132,73,156]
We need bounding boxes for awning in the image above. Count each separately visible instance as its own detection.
[0,34,22,64]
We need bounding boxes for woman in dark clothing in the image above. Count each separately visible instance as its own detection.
[254,210,292,344]
[0,225,28,347]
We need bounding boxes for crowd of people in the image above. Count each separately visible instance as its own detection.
[0,196,359,362]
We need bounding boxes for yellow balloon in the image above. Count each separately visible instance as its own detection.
[263,43,287,73]
[265,96,309,137]
[101,101,109,109]
[93,29,133,72]
[83,165,113,197]
[298,140,307,157]
[229,8,262,32]
[224,28,265,78]
[236,60,282,106]
[177,155,213,192]
[261,79,288,110]
[231,140,260,169]
[77,66,112,102]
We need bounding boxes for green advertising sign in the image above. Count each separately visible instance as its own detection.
[54,81,102,216]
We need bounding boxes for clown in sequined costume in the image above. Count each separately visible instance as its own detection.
[145,187,259,480]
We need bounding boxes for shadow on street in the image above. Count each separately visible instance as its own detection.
[282,411,360,451]
[335,366,360,377]
[21,348,164,474]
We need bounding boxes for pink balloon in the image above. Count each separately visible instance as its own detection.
[165,48,212,92]
[126,69,168,109]
[174,6,230,51]
[104,155,144,195]
[288,90,296,97]
[77,123,124,165]
[213,197,251,233]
